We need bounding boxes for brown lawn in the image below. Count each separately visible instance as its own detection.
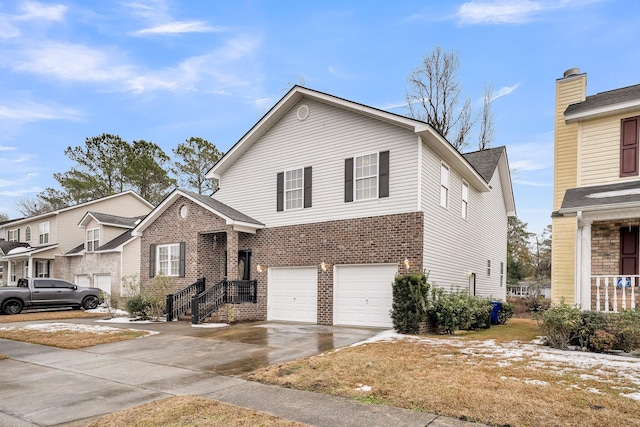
[0,323,151,349]
[0,310,106,323]
[247,319,640,427]
[89,396,308,427]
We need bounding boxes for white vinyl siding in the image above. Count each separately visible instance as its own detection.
[354,153,378,200]
[87,228,100,252]
[440,163,450,208]
[421,143,507,299]
[157,243,180,276]
[285,168,304,210]
[213,98,419,227]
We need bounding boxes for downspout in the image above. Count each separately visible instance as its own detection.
[575,211,583,307]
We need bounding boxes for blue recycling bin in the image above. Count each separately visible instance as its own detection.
[490,301,502,325]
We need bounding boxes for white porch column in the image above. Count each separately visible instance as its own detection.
[7,261,12,285]
[27,257,33,278]
[579,221,592,310]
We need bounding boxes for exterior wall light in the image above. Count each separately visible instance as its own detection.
[403,258,410,270]
[320,261,327,272]
[256,264,263,273]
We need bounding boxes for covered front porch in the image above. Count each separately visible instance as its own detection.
[560,181,640,311]
[0,244,58,285]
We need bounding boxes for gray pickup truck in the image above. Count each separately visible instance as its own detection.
[0,278,102,315]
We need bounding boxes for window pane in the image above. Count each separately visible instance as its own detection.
[440,187,448,208]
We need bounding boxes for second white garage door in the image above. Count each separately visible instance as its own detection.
[267,267,317,323]
[334,264,397,328]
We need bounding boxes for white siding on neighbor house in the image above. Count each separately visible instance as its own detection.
[421,142,507,299]
[121,237,141,293]
[213,98,420,227]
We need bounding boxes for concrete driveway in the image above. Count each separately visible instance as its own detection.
[0,319,387,426]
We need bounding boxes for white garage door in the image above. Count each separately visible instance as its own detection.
[334,264,397,328]
[268,267,317,323]
[95,274,111,295]
[75,275,90,287]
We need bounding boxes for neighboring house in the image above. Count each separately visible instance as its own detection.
[507,280,552,299]
[134,86,515,328]
[0,191,153,295]
[553,68,640,311]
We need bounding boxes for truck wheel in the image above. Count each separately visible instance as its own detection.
[1,299,24,315]
[82,296,99,310]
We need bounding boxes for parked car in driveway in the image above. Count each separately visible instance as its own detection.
[0,278,103,315]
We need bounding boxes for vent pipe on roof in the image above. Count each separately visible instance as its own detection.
[563,68,580,78]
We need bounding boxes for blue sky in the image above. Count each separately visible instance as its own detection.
[1,0,639,236]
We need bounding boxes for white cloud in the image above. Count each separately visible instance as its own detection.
[512,179,552,187]
[455,0,605,25]
[135,20,224,35]
[18,1,67,22]
[492,83,521,101]
[0,186,42,196]
[0,145,17,151]
[0,101,82,123]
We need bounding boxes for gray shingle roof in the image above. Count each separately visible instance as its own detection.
[183,190,264,225]
[565,84,640,116]
[560,180,640,212]
[66,243,84,255]
[462,146,505,183]
[86,212,144,228]
[0,241,30,256]
[97,230,134,251]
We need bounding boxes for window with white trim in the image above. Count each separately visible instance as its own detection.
[440,163,450,208]
[461,181,469,219]
[36,261,49,277]
[11,262,16,282]
[25,226,31,242]
[157,243,181,276]
[39,222,49,244]
[8,229,18,242]
[355,153,378,200]
[285,168,304,210]
[87,228,100,252]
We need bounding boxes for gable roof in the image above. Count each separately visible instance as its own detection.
[65,243,85,256]
[0,241,30,256]
[78,211,144,229]
[559,180,640,213]
[564,83,640,123]
[463,146,504,183]
[1,191,154,228]
[206,85,490,192]
[96,229,135,252]
[2,243,59,259]
[133,189,264,236]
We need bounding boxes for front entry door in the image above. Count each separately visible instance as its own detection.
[238,250,251,280]
[620,226,639,276]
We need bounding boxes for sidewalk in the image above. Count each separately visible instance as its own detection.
[0,330,483,426]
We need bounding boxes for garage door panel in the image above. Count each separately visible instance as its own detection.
[268,267,317,323]
[334,264,397,328]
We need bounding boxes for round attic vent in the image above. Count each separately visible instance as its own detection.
[297,104,310,121]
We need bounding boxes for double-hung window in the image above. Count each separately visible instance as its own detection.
[157,243,181,276]
[461,181,469,219]
[355,153,378,201]
[39,222,49,244]
[25,226,31,242]
[8,229,18,242]
[440,163,450,208]
[87,229,100,252]
[285,168,304,210]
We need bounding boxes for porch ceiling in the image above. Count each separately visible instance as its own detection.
[559,180,640,214]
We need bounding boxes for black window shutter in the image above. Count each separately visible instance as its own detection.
[277,172,284,211]
[379,150,389,198]
[46,260,50,277]
[345,158,354,202]
[621,117,639,177]
[304,166,312,208]
[179,242,186,278]
[17,229,20,242]
[35,262,39,277]
[149,244,156,278]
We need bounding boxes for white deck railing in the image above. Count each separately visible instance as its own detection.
[593,275,638,312]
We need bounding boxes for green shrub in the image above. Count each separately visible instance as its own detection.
[590,329,616,352]
[614,309,640,352]
[538,300,582,349]
[426,288,492,334]
[391,274,429,334]
[125,294,150,317]
[497,301,515,325]
[576,310,608,350]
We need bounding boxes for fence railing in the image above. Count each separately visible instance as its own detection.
[191,279,258,324]
[165,277,206,321]
[593,275,638,312]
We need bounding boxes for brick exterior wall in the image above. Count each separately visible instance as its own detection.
[54,252,121,293]
[140,195,424,325]
[590,220,640,310]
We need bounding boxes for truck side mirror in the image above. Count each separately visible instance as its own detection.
[73,285,77,290]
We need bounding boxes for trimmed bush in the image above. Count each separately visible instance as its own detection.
[537,300,581,349]
[125,294,150,317]
[497,301,515,325]
[427,288,492,334]
[391,274,429,334]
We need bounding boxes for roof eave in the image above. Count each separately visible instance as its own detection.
[565,99,640,124]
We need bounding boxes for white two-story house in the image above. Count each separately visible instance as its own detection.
[133,86,515,328]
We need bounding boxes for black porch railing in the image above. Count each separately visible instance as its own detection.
[191,279,258,324]
[165,277,206,321]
